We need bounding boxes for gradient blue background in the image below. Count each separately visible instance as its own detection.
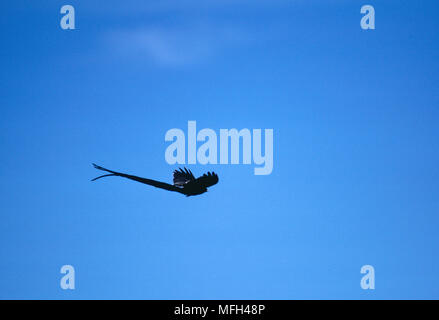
[1,0,438,299]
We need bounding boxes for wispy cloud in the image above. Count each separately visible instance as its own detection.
[105,23,251,67]
[97,0,298,67]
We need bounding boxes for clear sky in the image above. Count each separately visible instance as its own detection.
[1,0,438,299]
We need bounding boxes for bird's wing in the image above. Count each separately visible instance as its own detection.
[195,172,219,188]
[173,167,195,186]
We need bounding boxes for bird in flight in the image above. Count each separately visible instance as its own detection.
[92,163,219,196]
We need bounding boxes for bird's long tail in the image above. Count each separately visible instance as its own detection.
[91,163,119,181]
[91,163,185,194]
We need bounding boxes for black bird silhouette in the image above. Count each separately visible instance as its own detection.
[92,163,219,196]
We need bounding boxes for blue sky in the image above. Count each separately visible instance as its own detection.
[1,0,438,299]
